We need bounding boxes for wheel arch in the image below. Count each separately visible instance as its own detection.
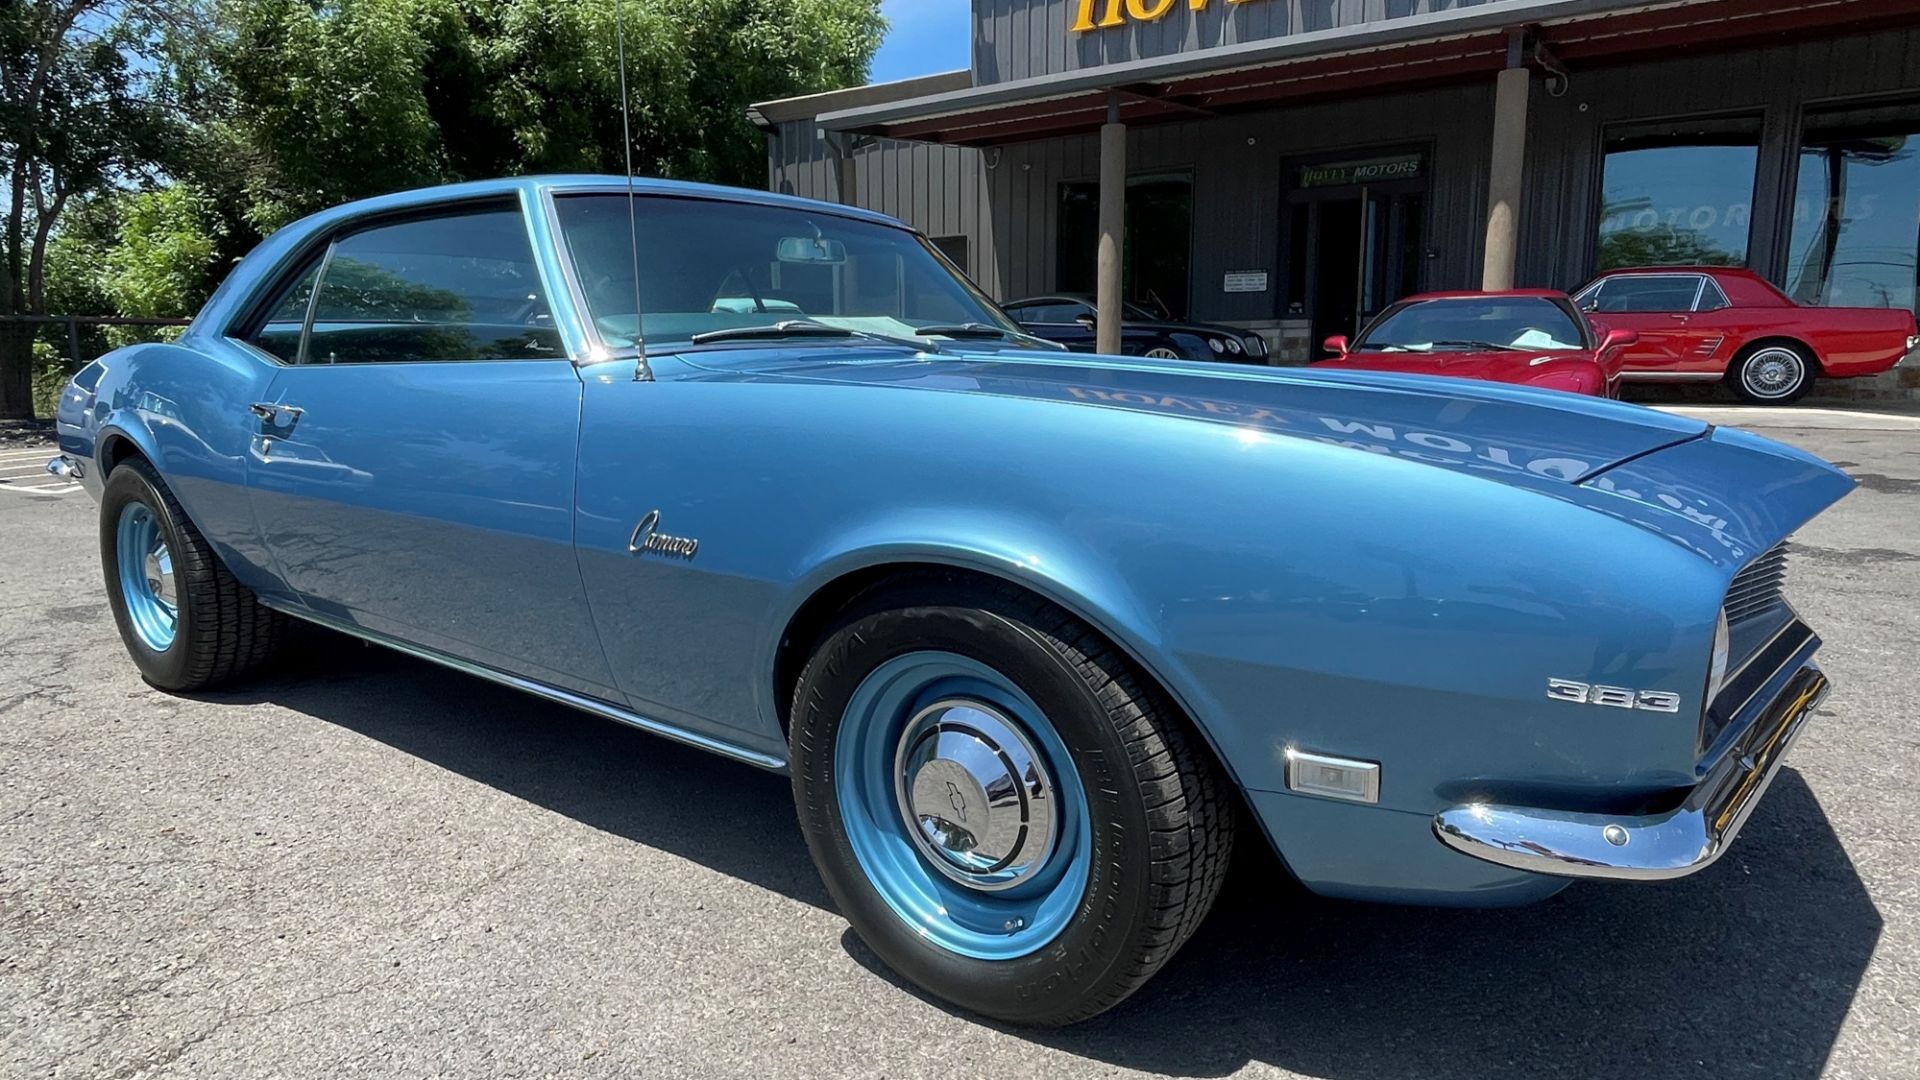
[1734,334,1823,375]
[95,419,160,476]
[765,548,1252,795]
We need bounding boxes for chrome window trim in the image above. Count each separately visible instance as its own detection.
[1698,276,1732,312]
[1589,273,1706,314]
[538,187,616,365]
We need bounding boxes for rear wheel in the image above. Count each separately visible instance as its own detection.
[789,574,1232,1025]
[1730,342,1816,404]
[100,459,285,691]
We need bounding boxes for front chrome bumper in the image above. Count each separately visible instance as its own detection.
[1432,661,1828,882]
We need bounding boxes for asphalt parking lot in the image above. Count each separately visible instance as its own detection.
[4,407,1918,1079]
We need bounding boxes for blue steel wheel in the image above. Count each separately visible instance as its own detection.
[115,502,178,652]
[100,458,285,691]
[833,650,1091,960]
[789,574,1234,1026]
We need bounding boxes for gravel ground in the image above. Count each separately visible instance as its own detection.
[2,409,1916,1080]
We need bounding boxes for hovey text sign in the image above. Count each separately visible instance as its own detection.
[1073,0,1266,32]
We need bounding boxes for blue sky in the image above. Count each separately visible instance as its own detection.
[871,1,972,82]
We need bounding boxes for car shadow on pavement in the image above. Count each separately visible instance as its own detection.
[207,635,837,910]
[221,643,1879,1080]
[848,765,1879,1079]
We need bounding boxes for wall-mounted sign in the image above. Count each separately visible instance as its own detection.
[1297,154,1425,189]
[1223,271,1269,294]
[1072,0,1267,33]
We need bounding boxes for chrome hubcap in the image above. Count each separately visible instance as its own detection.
[893,699,1057,891]
[1744,349,1804,398]
[144,544,175,608]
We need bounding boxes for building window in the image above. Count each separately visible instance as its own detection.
[1057,174,1193,319]
[929,235,971,277]
[1787,102,1920,314]
[1596,118,1761,271]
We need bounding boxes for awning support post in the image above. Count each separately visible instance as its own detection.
[829,132,861,207]
[1096,96,1126,355]
[1482,29,1532,291]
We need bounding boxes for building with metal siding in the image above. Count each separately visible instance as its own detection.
[753,1,1920,366]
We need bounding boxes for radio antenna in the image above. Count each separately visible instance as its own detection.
[614,0,649,372]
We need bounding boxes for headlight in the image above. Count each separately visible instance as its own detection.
[1226,338,1243,354]
[1245,336,1267,356]
[1207,337,1225,353]
[1704,608,1731,705]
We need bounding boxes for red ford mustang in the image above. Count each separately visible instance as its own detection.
[1574,266,1919,404]
[1317,291,1638,398]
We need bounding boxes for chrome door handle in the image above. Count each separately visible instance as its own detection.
[249,402,303,432]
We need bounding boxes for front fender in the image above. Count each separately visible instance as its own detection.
[757,518,1250,788]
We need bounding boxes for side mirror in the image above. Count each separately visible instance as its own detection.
[1323,335,1351,356]
[1598,328,1640,354]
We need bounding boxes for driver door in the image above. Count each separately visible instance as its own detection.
[241,200,619,700]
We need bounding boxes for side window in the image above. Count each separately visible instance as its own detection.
[304,206,564,365]
[1591,276,1702,313]
[1018,302,1087,323]
[246,261,321,362]
[1697,277,1731,312]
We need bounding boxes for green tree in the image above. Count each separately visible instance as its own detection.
[215,0,885,226]
[0,0,183,418]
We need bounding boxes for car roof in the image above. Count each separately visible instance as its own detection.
[191,175,913,337]
[292,174,910,234]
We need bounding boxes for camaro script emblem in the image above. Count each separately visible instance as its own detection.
[628,510,700,560]
[1547,678,1681,713]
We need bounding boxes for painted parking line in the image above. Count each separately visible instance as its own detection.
[0,445,79,497]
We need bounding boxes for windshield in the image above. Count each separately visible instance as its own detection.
[1355,297,1586,352]
[553,194,1022,350]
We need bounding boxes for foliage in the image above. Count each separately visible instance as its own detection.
[99,183,228,317]
[216,0,886,226]
[0,0,189,417]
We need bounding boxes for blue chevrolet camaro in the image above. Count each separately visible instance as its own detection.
[53,176,1852,1025]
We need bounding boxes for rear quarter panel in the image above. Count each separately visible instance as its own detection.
[70,337,286,598]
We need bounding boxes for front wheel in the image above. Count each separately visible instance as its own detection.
[100,459,285,691]
[1730,342,1816,404]
[789,575,1232,1026]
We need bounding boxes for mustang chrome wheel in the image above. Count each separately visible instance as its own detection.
[116,502,177,652]
[1736,345,1811,402]
[834,650,1090,960]
[1143,346,1182,360]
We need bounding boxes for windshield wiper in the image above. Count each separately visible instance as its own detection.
[1430,340,1526,352]
[689,319,935,351]
[914,322,1056,349]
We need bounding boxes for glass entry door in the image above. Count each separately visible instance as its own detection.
[1286,152,1428,356]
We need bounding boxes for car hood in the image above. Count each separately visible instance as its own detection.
[1315,349,1595,381]
[669,345,1706,487]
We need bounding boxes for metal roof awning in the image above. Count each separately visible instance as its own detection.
[812,0,1920,146]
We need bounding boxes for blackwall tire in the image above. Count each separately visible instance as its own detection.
[100,459,286,691]
[789,573,1233,1026]
[1730,343,1816,404]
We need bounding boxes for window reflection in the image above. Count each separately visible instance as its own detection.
[1596,120,1760,270]
[1788,105,1920,313]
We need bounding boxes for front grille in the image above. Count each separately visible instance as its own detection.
[1725,543,1789,625]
